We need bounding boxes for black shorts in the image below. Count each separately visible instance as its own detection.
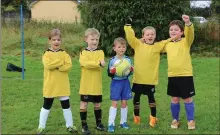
[132,83,155,95]
[80,95,102,103]
[167,76,196,99]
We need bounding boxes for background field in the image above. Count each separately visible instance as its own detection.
[1,55,219,134]
[1,13,219,134]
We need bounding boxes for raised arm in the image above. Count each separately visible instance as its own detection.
[124,25,140,49]
[182,14,194,46]
[42,52,63,70]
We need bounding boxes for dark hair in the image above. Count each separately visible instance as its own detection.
[169,20,184,32]
[48,29,61,39]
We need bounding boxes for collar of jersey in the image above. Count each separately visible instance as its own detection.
[115,55,126,59]
[171,38,182,42]
[48,48,62,52]
[144,42,155,45]
[85,47,99,51]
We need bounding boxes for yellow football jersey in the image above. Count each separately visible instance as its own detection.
[124,25,170,85]
[163,24,194,77]
[42,49,72,97]
[79,48,105,95]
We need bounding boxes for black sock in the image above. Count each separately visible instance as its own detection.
[134,104,140,116]
[150,107,156,117]
[133,92,141,116]
[80,111,87,127]
[94,109,102,126]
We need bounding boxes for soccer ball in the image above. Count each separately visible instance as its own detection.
[113,59,131,77]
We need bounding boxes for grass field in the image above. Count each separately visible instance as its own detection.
[1,54,219,134]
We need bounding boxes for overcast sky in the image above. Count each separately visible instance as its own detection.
[77,0,211,8]
[190,0,211,8]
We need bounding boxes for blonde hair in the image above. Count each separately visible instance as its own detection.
[48,29,61,39]
[84,28,100,38]
[113,37,126,46]
[142,26,156,36]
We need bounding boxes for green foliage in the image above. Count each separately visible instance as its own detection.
[2,19,218,58]
[78,0,191,56]
[210,0,220,22]
[192,20,220,56]
[1,0,29,12]
[191,7,211,18]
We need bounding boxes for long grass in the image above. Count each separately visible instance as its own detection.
[2,19,219,58]
[2,20,86,57]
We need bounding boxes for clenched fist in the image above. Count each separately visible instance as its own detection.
[110,66,116,74]
[182,14,191,25]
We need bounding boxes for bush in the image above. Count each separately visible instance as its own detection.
[78,0,191,56]
[192,19,220,55]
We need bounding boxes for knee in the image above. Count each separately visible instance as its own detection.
[111,102,117,108]
[94,103,101,110]
[80,101,88,110]
[133,94,141,105]
[171,97,180,103]
[183,97,193,103]
[148,95,156,104]
[60,99,70,109]
[43,98,54,110]
[149,102,156,107]
[121,102,127,108]
[133,99,140,105]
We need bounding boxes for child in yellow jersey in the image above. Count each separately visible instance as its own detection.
[124,18,171,128]
[79,28,105,135]
[37,29,77,134]
[164,15,196,130]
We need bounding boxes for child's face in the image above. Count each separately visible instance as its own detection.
[85,34,99,50]
[113,42,126,56]
[143,29,156,44]
[49,35,61,50]
[169,25,183,40]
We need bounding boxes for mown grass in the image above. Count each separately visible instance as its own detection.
[1,54,219,134]
[1,20,219,134]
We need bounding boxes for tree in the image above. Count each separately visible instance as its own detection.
[1,0,14,12]
[210,0,220,22]
[78,0,191,56]
[1,0,29,12]
[191,7,211,18]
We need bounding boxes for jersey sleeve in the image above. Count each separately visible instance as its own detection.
[124,25,140,49]
[184,23,194,47]
[58,52,72,72]
[99,50,105,60]
[42,52,63,70]
[158,38,172,53]
[79,51,101,69]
